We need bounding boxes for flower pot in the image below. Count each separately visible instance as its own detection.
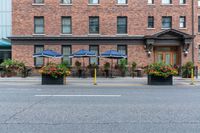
[42,74,65,85]
[148,75,173,85]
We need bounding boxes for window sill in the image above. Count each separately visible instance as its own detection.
[147,4,155,6]
[60,34,72,36]
[116,4,128,6]
[88,4,100,6]
[161,28,171,30]
[116,34,128,36]
[147,28,155,30]
[88,34,101,36]
[179,4,188,6]
[161,4,173,6]
[32,3,45,6]
[60,4,72,6]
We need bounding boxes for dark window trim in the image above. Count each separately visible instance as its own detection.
[89,45,99,65]
[162,16,172,28]
[89,16,100,34]
[180,16,186,28]
[117,16,128,34]
[34,45,44,68]
[148,16,154,28]
[61,45,72,65]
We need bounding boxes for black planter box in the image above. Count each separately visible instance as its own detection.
[42,74,65,85]
[148,75,173,85]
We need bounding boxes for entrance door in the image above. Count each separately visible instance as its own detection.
[155,47,179,66]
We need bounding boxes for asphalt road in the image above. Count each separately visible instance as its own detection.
[0,78,200,133]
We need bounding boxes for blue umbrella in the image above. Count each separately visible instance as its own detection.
[0,39,11,47]
[33,50,63,58]
[70,49,96,58]
[100,50,127,77]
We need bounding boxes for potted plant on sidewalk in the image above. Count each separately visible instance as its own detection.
[182,61,194,78]
[118,59,128,77]
[145,62,178,85]
[39,63,71,85]
[75,61,82,78]
[131,62,137,78]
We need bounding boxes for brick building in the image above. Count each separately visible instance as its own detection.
[9,0,200,70]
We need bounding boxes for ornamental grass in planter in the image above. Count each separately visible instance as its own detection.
[145,63,178,85]
[39,63,71,85]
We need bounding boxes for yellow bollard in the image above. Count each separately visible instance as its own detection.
[94,68,97,85]
[190,68,195,85]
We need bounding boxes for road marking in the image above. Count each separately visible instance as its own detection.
[35,95,121,97]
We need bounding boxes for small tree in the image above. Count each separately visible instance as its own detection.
[119,59,128,77]
[131,62,137,77]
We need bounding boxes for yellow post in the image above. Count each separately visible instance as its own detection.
[190,68,195,85]
[94,68,97,85]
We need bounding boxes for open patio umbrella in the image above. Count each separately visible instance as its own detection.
[100,50,127,77]
[70,49,97,77]
[33,50,63,64]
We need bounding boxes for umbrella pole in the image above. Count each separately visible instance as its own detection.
[82,57,85,78]
[111,58,113,78]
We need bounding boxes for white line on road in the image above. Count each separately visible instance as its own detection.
[35,95,121,97]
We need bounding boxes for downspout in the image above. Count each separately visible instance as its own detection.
[192,0,195,63]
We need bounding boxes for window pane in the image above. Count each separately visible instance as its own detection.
[34,0,44,3]
[117,17,127,34]
[162,17,172,28]
[117,45,127,64]
[89,0,99,4]
[89,17,99,34]
[148,16,154,28]
[148,0,154,4]
[90,45,99,65]
[62,17,71,34]
[117,0,127,4]
[34,17,44,34]
[60,0,71,4]
[162,0,171,4]
[62,46,71,65]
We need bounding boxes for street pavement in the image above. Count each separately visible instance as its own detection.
[0,77,200,133]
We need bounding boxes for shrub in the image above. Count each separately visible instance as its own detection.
[104,62,110,71]
[182,61,194,78]
[145,62,178,78]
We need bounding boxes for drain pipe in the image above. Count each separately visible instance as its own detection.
[192,0,195,63]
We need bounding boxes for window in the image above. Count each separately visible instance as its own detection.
[162,0,172,4]
[89,17,99,34]
[180,16,186,28]
[62,45,71,65]
[117,17,127,34]
[148,0,154,4]
[198,0,200,6]
[89,0,99,4]
[89,45,99,65]
[180,0,186,4]
[199,45,200,61]
[148,16,154,28]
[162,16,172,28]
[34,0,44,3]
[34,45,44,67]
[117,45,127,63]
[117,0,127,4]
[34,17,44,34]
[60,0,72,4]
[198,16,200,32]
[61,17,72,34]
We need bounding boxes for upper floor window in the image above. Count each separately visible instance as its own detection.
[60,0,72,4]
[34,0,44,4]
[89,0,99,4]
[198,0,200,7]
[61,17,72,34]
[162,16,172,29]
[199,45,200,61]
[180,0,186,4]
[179,16,186,28]
[89,17,99,34]
[117,0,128,4]
[148,0,154,4]
[34,17,44,34]
[117,17,127,34]
[162,0,172,4]
[148,16,154,28]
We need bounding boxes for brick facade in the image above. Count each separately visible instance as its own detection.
[11,0,200,69]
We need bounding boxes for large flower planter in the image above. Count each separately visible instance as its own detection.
[42,74,66,85]
[148,75,173,85]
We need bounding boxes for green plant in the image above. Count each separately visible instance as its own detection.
[118,59,128,76]
[104,62,110,71]
[145,62,178,78]
[182,61,194,78]
[75,61,82,70]
[61,61,71,69]
[39,63,71,78]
